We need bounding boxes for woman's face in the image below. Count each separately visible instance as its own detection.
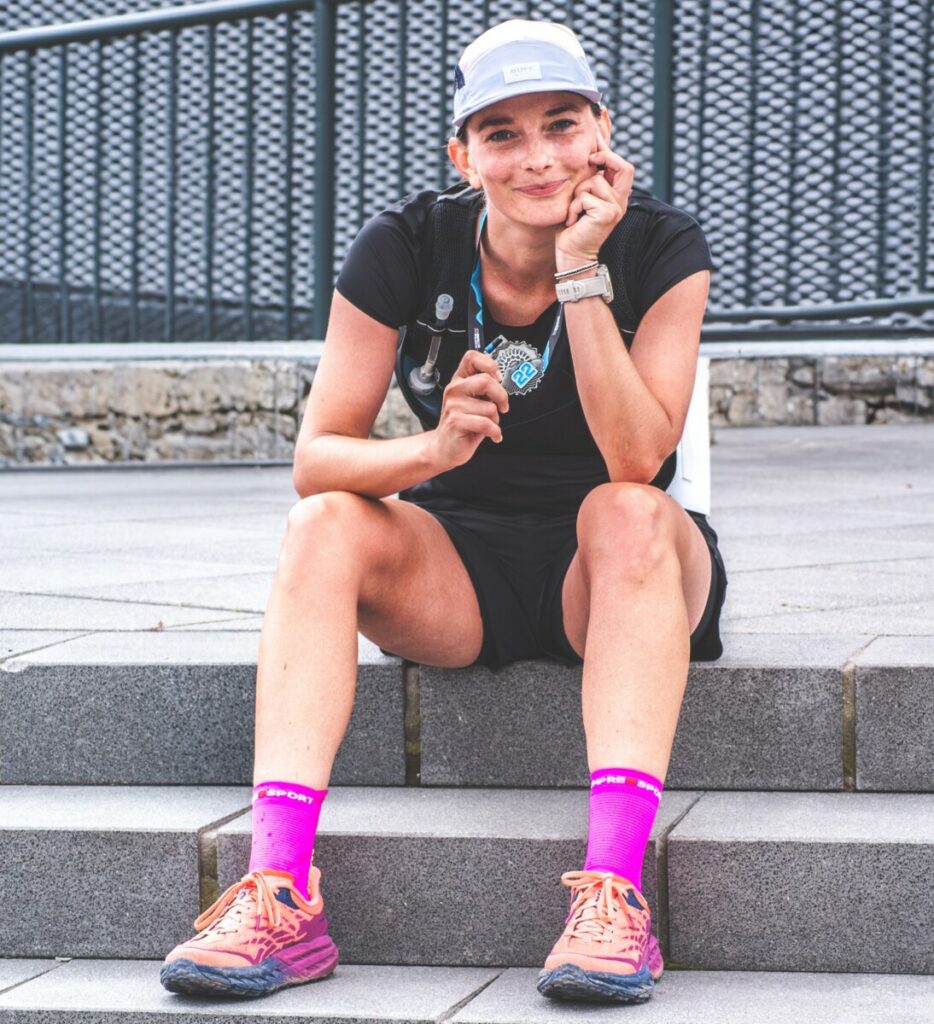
[450,90,611,229]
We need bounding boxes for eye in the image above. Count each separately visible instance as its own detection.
[487,119,578,143]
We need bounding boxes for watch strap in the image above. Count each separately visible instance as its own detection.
[555,265,613,304]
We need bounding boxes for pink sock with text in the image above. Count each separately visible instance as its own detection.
[248,780,328,900]
[583,766,664,893]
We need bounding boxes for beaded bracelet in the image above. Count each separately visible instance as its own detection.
[554,260,600,281]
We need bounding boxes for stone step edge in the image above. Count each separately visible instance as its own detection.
[1,960,503,1020]
[3,960,934,1022]
[1,640,909,793]
[41,782,689,947]
[4,787,934,969]
[197,789,701,938]
[4,338,934,362]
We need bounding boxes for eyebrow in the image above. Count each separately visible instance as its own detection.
[475,102,585,134]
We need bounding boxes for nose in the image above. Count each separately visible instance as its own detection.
[521,133,554,171]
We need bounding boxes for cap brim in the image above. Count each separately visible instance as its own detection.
[453,83,601,129]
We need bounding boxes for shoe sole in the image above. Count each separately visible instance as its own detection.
[160,937,339,998]
[537,963,655,1003]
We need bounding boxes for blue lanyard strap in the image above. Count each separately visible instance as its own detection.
[468,207,564,374]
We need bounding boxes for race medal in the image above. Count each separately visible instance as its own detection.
[488,335,545,396]
[468,207,564,402]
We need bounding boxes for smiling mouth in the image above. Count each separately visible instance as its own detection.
[518,180,566,196]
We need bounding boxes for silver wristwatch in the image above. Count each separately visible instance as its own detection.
[555,264,613,304]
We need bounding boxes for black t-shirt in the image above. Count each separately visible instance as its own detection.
[334,185,716,517]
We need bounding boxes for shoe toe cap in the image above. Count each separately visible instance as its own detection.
[543,949,645,975]
[163,941,254,969]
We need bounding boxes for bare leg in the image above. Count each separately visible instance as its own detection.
[253,491,485,789]
[559,482,713,780]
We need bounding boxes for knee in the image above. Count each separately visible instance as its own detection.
[576,483,678,581]
[280,491,379,575]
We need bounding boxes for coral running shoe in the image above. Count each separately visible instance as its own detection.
[537,870,664,1003]
[160,866,338,997]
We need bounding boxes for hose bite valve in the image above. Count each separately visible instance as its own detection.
[408,293,454,396]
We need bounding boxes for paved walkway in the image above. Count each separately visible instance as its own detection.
[2,423,933,664]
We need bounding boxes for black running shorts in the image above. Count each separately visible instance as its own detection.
[380,496,728,672]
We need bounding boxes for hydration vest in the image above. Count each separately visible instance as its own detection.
[394,180,677,490]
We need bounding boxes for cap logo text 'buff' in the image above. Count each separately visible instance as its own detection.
[503,61,542,84]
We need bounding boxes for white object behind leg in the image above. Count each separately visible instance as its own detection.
[665,356,711,516]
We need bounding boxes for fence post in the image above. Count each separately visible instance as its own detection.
[313,0,337,340]
[653,0,673,204]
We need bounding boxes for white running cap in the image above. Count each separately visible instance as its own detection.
[452,19,602,131]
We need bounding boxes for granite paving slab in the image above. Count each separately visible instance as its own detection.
[0,465,296,506]
[451,966,934,1023]
[2,427,934,651]
[724,561,934,616]
[0,553,269,596]
[853,636,934,791]
[0,786,250,958]
[0,632,89,661]
[216,788,699,966]
[712,493,934,537]
[0,959,501,1022]
[0,500,291,533]
[0,511,75,529]
[715,484,934,518]
[0,961,61,996]
[0,520,282,562]
[168,617,264,632]
[420,634,860,789]
[0,634,404,785]
[721,601,934,635]
[712,423,934,482]
[53,574,275,614]
[667,791,934,972]
[721,523,934,572]
[0,591,254,631]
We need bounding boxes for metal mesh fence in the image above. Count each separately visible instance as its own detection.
[1,0,932,343]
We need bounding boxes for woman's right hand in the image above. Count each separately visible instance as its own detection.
[429,350,510,469]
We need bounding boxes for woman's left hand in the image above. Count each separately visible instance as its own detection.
[555,144,634,267]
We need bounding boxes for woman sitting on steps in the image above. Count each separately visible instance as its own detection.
[160,16,727,1006]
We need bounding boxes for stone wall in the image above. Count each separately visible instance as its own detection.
[1,352,932,467]
[0,356,421,466]
[710,355,934,427]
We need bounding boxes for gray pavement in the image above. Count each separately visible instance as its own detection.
[2,424,934,1013]
[1,423,932,658]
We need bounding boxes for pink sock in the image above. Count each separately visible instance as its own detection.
[248,780,327,900]
[583,766,664,893]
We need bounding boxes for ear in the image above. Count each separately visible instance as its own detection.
[448,136,482,190]
[598,107,612,146]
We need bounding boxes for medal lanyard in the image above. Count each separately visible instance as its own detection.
[467,207,564,375]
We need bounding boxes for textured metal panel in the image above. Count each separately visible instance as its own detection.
[0,0,932,342]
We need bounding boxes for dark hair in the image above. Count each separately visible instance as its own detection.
[454,100,603,147]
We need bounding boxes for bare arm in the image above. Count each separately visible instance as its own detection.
[561,267,711,482]
[292,291,447,499]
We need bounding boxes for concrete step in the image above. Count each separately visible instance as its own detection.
[2,785,932,973]
[3,632,933,791]
[0,632,407,787]
[2,959,934,1022]
[0,786,248,961]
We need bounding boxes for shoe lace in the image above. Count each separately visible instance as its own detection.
[560,870,644,945]
[193,870,284,937]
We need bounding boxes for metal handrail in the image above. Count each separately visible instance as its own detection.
[0,0,318,52]
[706,293,934,323]
[0,0,341,341]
